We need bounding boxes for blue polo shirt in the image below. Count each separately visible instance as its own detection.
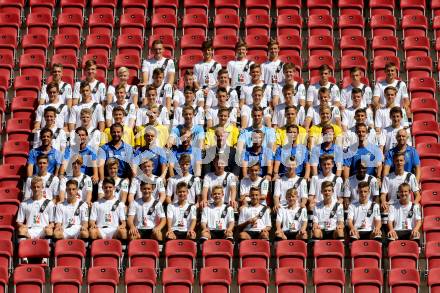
[310,143,343,174]
[238,126,276,149]
[133,146,168,176]
[243,147,274,176]
[274,144,309,176]
[63,146,97,176]
[343,144,383,176]
[171,124,205,146]
[98,142,133,178]
[27,146,62,175]
[170,145,202,175]
[385,145,420,173]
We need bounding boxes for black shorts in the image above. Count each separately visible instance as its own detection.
[323,230,335,240]
[138,229,153,239]
[210,230,226,239]
[284,231,299,240]
[246,231,262,239]
[350,231,373,241]
[173,230,188,240]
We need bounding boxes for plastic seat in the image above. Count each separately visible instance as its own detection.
[152,0,178,14]
[213,34,237,56]
[278,35,302,57]
[429,268,440,293]
[412,120,439,146]
[0,200,19,217]
[338,14,364,37]
[53,34,80,57]
[184,0,209,14]
[81,53,109,79]
[6,118,32,142]
[162,267,194,293]
[51,53,77,80]
[199,267,231,293]
[51,266,82,293]
[424,216,440,243]
[246,0,271,15]
[351,240,382,268]
[373,55,400,80]
[237,268,269,293]
[434,0,440,17]
[178,54,204,77]
[275,267,307,293]
[308,14,333,37]
[402,15,428,37]
[403,36,429,58]
[2,141,29,165]
[351,267,383,293]
[0,266,7,292]
[388,240,419,269]
[308,55,335,79]
[370,0,395,15]
[55,239,86,268]
[29,0,55,14]
[214,14,240,36]
[91,239,122,269]
[127,239,159,268]
[0,52,13,82]
[18,239,50,266]
[122,0,148,15]
[401,0,425,15]
[117,34,143,56]
[275,240,307,268]
[0,239,12,271]
[57,12,84,37]
[165,240,197,269]
[239,240,270,269]
[434,16,440,39]
[307,0,332,15]
[313,267,345,293]
[276,0,301,15]
[426,241,440,270]
[0,164,25,188]
[114,54,140,76]
[314,240,344,268]
[0,33,17,61]
[421,166,440,190]
[340,36,367,57]
[341,55,367,77]
[60,0,86,15]
[21,34,48,57]
[214,0,239,15]
[88,13,114,36]
[0,0,24,17]
[406,56,432,79]
[148,35,175,57]
[151,13,177,37]
[0,214,14,241]
[246,34,269,56]
[119,12,145,37]
[411,98,438,122]
[409,76,436,100]
[10,96,35,118]
[370,15,396,37]
[202,239,234,269]
[26,12,52,38]
[0,187,20,201]
[308,35,334,57]
[276,14,302,37]
[19,53,45,79]
[13,266,45,293]
[338,0,364,15]
[216,54,235,67]
[372,35,398,57]
[85,34,112,57]
[87,267,119,293]
[245,14,270,36]
[125,267,156,293]
[180,34,205,55]
[91,0,117,15]
[388,268,420,292]
[0,13,20,37]
[418,143,440,166]
[247,53,267,64]
[183,13,208,36]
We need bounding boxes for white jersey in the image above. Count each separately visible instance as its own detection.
[106,84,138,104]
[306,104,341,125]
[273,175,308,207]
[98,177,130,201]
[69,101,105,129]
[238,204,272,232]
[141,57,176,85]
[193,60,222,88]
[41,81,73,104]
[203,172,237,204]
[166,174,201,204]
[129,175,165,201]
[172,88,205,108]
[17,197,55,228]
[313,200,344,231]
[307,82,341,107]
[206,86,239,109]
[142,82,173,107]
[135,106,170,127]
[373,79,409,108]
[273,80,306,105]
[33,126,67,152]
[105,101,136,125]
[343,174,380,202]
[342,126,385,150]
[240,82,276,107]
[166,202,197,232]
[381,172,419,204]
[73,80,106,103]
[59,174,93,202]
[340,83,372,108]
[89,197,126,228]
[272,103,306,127]
[172,106,205,126]
[240,104,272,128]
[128,197,165,230]
[347,201,381,231]
[309,173,344,203]
[375,107,409,130]
[261,59,284,85]
[240,177,270,197]
[55,200,89,228]
[228,59,254,88]
[276,206,307,232]
[206,106,237,126]
[382,126,412,153]
[23,173,59,201]
[36,102,69,129]
[342,106,374,129]
[201,203,234,230]
[389,202,421,231]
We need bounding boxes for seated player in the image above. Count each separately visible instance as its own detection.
[239,164,269,207]
[238,187,272,241]
[347,181,382,241]
[97,158,130,202]
[59,154,93,204]
[23,154,60,202]
[129,159,166,203]
[240,87,272,128]
[206,69,239,111]
[341,87,374,132]
[101,108,135,147]
[304,87,342,130]
[69,109,102,153]
[275,188,308,241]
[375,86,409,132]
[33,106,67,153]
[387,183,422,244]
[53,180,89,240]
[306,64,340,108]
[88,177,127,240]
[136,85,170,127]
[200,186,235,242]
[241,130,274,180]
[73,60,106,105]
[172,86,205,126]
[106,66,139,106]
[206,86,237,128]
[17,177,55,240]
[135,105,170,149]
[35,81,69,131]
[166,182,197,240]
[105,84,136,128]
[127,181,166,241]
[39,63,73,107]
[312,181,345,240]
[382,107,412,153]
[27,128,62,177]
[340,67,372,110]
[343,161,380,209]
[307,105,343,147]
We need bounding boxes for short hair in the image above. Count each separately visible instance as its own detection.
[202,40,213,51]
[110,123,124,132]
[112,106,126,115]
[66,179,78,188]
[145,85,157,94]
[71,154,83,165]
[152,67,164,77]
[385,62,397,70]
[115,83,126,92]
[350,67,362,74]
[217,69,229,77]
[283,62,296,72]
[321,181,334,190]
[251,106,264,114]
[36,154,49,162]
[357,181,370,190]
[80,108,92,116]
[218,107,231,116]
[140,181,153,188]
[319,154,334,164]
[151,39,163,47]
[286,124,299,133]
[31,176,43,187]
[250,63,261,71]
[321,124,335,134]
[390,106,403,117]
[282,84,295,94]
[40,127,53,138]
[105,157,120,168]
[75,126,88,135]
[285,105,298,114]
[319,64,332,73]
[46,81,59,94]
[117,66,129,75]
[211,185,224,194]
[84,59,97,70]
[182,105,194,114]
[43,106,57,116]
[351,87,363,95]
[319,104,332,114]
[393,151,405,160]
[179,154,191,165]
[183,86,194,94]
[384,86,397,94]
[318,87,330,96]
[286,187,297,197]
[398,182,411,192]
[52,63,63,71]
[235,39,248,50]
[80,81,91,91]
[252,129,264,137]
[354,108,367,116]
[252,86,264,95]
[216,87,228,96]
[250,186,261,194]
[102,177,116,186]
[267,38,279,48]
[355,122,368,131]
[176,181,188,191]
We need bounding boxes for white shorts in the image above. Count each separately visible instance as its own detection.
[98,226,118,239]
[63,226,81,239]
[28,226,45,239]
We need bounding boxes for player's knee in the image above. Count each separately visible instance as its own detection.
[89,228,99,240]
[260,230,269,240]
[313,229,322,239]
[239,232,251,240]
[45,227,54,237]
[53,230,64,240]
[201,230,211,239]
[80,230,89,239]
[117,228,127,240]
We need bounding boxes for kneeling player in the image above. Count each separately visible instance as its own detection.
[54,180,89,239]
[347,181,382,241]
[89,177,127,240]
[127,181,166,241]
[275,188,308,241]
[200,185,235,242]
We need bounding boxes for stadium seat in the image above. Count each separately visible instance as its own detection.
[424,216,440,243]
[245,14,270,36]
[178,54,204,77]
[404,36,430,57]
[53,34,80,57]
[421,189,440,216]
[127,239,159,268]
[338,0,363,15]
[54,239,86,268]
[372,36,398,57]
[428,268,440,293]
[340,35,366,56]
[275,240,307,268]
[409,76,436,100]
[426,241,440,270]
[21,34,48,57]
[0,13,20,38]
[388,268,420,292]
[276,14,302,37]
[202,239,234,269]
[11,96,36,120]
[401,0,426,16]
[183,13,208,36]
[314,240,344,268]
[214,0,239,15]
[91,239,122,269]
[351,267,383,293]
[51,53,77,81]
[25,13,52,39]
[51,266,82,293]
[276,0,301,15]
[0,164,24,188]
[0,52,14,81]
[19,53,45,79]
[214,14,240,36]
[370,0,394,15]
[81,53,109,80]
[60,0,86,15]
[308,35,334,57]
[87,267,119,293]
[114,54,140,76]
[412,121,439,146]
[125,267,156,293]
[246,0,271,15]
[91,0,117,15]
[0,239,12,271]
[402,15,428,37]
[0,33,17,61]
[199,267,231,293]
[18,239,50,267]
[246,34,269,56]
[237,267,269,293]
[153,0,178,14]
[13,266,45,293]
[411,98,438,122]
[5,118,33,142]
[275,267,307,293]
[351,240,382,268]
[338,14,364,37]
[420,166,440,190]
[0,200,19,218]
[307,0,332,15]
[370,15,396,37]
[239,239,270,268]
[119,12,145,37]
[216,53,235,67]
[122,0,148,15]
[418,142,440,166]
[2,141,29,165]
[0,187,20,201]
[388,240,419,269]
[278,35,302,57]
[406,56,432,79]
[0,214,14,241]
[0,0,24,17]
[85,33,113,57]
[0,267,7,292]
[341,55,367,77]
[162,267,194,293]
[88,13,114,36]
[57,12,84,37]
[308,14,333,37]
[213,34,237,56]
[434,16,440,39]
[165,239,197,269]
[308,55,335,78]
[184,0,209,14]
[373,55,400,80]
[151,13,177,37]
[313,267,345,293]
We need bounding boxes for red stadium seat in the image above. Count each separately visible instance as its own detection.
[91,239,122,269]
[275,240,307,268]
[182,13,208,36]
[338,0,363,15]
[409,76,436,100]
[202,239,234,269]
[199,267,231,293]
[308,35,334,56]
[26,13,52,39]
[275,267,307,293]
[184,0,209,14]
[0,200,19,218]
[180,33,205,54]
[0,13,20,38]
[88,13,114,36]
[0,214,14,241]
[54,239,86,268]
[0,164,25,188]
[278,35,302,57]
[153,0,178,14]
[246,34,269,56]
[0,0,24,17]
[307,0,332,15]
[162,267,194,293]
[14,75,41,98]
[402,15,428,37]
[424,216,440,243]
[246,0,271,15]
[213,34,237,56]
[428,268,440,292]
[21,34,48,57]
[82,53,109,80]
[91,0,117,15]
[87,267,119,293]
[0,187,20,201]
[313,267,345,293]
[13,266,45,293]
[85,33,112,57]
[406,56,432,79]
[151,13,177,37]
[0,267,6,292]
[351,267,383,293]
[0,52,13,82]
[2,141,29,165]
[276,14,302,37]
[18,239,50,266]
[411,98,438,122]
[351,240,382,268]
[114,54,140,76]
[19,53,45,79]
[401,0,425,15]
[239,240,270,268]
[119,13,145,37]
[412,121,439,146]
[308,55,335,79]
[421,166,440,190]
[11,96,36,120]
[237,267,269,293]
[338,14,364,37]
[247,53,267,64]
[0,33,17,61]
[51,266,82,293]
[214,14,240,36]
[127,239,159,268]
[341,55,367,77]
[314,240,344,268]
[214,0,239,15]
[57,12,83,37]
[372,35,398,57]
[373,55,400,80]
[388,268,420,292]
[370,15,396,37]
[165,240,197,269]
[404,36,430,58]
[216,54,235,67]
[6,118,32,142]
[117,34,143,56]
[433,0,440,17]
[178,54,203,77]
[418,144,440,167]
[279,55,302,72]
[276,0,301,15]
[370,0,395,15]
[51,53,77,80]
[308,14,333,37]
[388,240,419,269]
[122,0,148,15]
[60,0,86,15]
[426,241,440,270]
[245,14,270,36]
[0,239,12,271]
[125,267,156,293]
[340,35,366,56]
[53,34,80,57]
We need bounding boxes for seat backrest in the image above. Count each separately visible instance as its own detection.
[18,239,50,259]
